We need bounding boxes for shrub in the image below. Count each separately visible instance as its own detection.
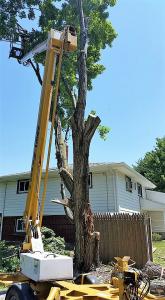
[0,241,20,272]
[41,226,69,255]
[0,227,69,273]
[152,232,162,241]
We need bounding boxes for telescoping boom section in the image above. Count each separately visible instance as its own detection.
[22,27,77,253]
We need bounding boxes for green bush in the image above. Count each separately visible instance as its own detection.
[41,227,69,255]
[0,227,69,273]
[152,232,162,241]
[0,241,20,272]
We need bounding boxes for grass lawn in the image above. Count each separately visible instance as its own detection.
[153,240,165,266]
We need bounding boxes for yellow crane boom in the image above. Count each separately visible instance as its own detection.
[21,27,77,252]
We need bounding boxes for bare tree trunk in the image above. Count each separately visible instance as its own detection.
[70,0,101,272]
[71,114,100,271]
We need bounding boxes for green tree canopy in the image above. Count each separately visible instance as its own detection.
[134,137,165,192]
[0,0,117,136]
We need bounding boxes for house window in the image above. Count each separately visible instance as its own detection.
[125,176,132,192]
[17,179,29,194]
[88,172,93,188]
[16,219,25,232]
[137,183,142,197]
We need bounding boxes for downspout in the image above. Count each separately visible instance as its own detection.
[163,211,165,232]
[0,182,7,240]
[113,171,119,212]
[105,172,109,211]
[139,195,142,212]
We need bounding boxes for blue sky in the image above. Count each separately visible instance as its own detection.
[0,0,165,176]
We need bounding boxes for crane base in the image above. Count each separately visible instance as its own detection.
[20,252,73,282]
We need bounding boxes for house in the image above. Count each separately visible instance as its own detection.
[0,162,165,242]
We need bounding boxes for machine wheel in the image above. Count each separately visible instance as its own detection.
[5,283,35,300]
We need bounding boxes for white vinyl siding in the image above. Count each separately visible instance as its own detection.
[40,177,65,216]
[3,178,64,217]
[2,172,114,217]
[43,172,114,215]
[1,168,156,218]
[4,181,26,216]
[41,173,111,215]
[107,173,115,212]
[0,183,6,212]
[116,172,140,213]
[148,211,165,232]
[89,172,114,213]
[142,186,147,199]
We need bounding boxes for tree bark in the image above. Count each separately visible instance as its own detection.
[71,114,100,271]
[70,0,101,272]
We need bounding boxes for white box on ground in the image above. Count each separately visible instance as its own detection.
[20,252,73,282]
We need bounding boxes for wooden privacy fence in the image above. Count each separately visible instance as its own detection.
[94,213,153,268]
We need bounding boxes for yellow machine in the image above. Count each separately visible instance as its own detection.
[0,27,165,300]
[21,26,77,253]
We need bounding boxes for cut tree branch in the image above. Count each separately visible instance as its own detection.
[59,167,73,195]
[51,198,74,223]
[84,114,101,144]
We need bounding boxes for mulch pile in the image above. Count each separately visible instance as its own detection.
[89,264,113,283]
[142,261,165,296]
